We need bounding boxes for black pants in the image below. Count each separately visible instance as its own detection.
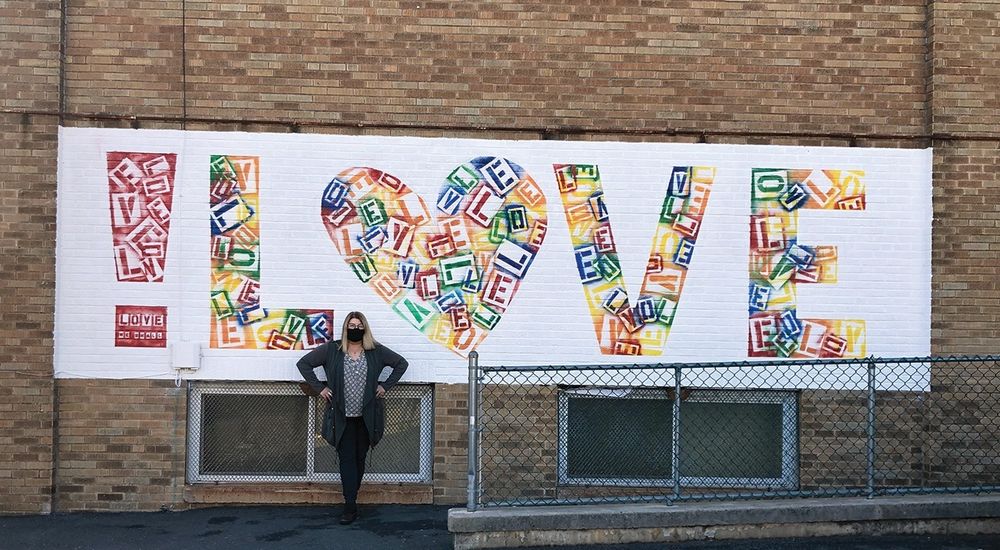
[337,417,370,506]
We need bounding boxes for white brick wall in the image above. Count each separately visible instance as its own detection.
[55,127,931,388]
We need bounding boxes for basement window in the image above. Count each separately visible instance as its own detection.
[557,388,797,489]
[187,382,433,484]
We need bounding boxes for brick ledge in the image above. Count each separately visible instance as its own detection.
[184,482,433,506]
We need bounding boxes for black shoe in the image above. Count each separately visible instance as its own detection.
[339,506,358,525]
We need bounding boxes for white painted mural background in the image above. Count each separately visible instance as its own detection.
[55,127,932,389]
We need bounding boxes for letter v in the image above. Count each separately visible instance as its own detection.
[553,164,717,356]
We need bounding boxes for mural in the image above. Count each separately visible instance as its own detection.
[106,152,176,282]
[554,164,717,356]
[320,159,547,357]
[209,155,333,350]
[748,169,866,358]
[56,128,932,385]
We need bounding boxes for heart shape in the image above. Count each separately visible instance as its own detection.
[322,157,548,356]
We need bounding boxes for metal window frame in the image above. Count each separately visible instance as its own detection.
[187,381,434,484]
[557,388,798,489]
[310,384,435,484]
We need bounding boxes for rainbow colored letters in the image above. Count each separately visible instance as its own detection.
[321,158,547,357]
[209,155,333,350]
[748,169,866,358]
[555,164,717,356]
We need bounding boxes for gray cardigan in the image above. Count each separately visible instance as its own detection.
[296,339,408,447]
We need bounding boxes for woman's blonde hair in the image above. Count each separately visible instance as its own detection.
[340,311,376,352]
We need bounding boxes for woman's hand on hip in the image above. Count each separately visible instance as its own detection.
[320,387,332,402]
[376,385,385,399]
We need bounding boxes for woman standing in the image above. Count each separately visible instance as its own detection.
[297,311,408,525]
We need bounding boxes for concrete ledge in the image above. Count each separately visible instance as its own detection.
[448,495,1000,549]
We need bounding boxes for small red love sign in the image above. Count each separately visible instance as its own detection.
[115,305,167,348]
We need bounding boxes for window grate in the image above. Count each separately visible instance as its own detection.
[187,382,434,484]
[556,388,797,489]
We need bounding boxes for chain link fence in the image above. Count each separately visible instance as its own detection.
[467,354,1000,509]
[187,382,434,484]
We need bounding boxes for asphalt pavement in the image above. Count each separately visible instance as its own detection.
[1,505,998,550]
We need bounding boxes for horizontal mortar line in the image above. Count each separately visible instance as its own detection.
[4,108,999,142]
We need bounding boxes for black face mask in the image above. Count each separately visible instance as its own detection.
[346,328,365,343]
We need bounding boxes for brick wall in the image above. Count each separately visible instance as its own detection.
[65,1,183,118]
[478,385,559,504]
[0,0,60,516]
[798,390,869,489]
[931,142,1000,353]
[3,0,1000,513]
[433,383,468,504]
[54,380,186,512]
[929,1,1000,354]
[924,361,1000,487]
[798,361,1000,493]
[1,1,59,111]
[62,0,930,135]
[929,1,1000,135]
[923,0,1000,493]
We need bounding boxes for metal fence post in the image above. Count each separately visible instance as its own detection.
[467,351,479,512]
[671,365,682,504]
[866,357,876,499]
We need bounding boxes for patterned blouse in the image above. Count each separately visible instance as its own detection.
[343,353,367,417]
